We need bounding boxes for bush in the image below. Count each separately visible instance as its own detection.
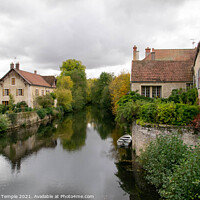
[36,94,54,108]
[160,145,200,200]
[117,91,152,107]
[116,100,146,124]
[37,109,47,119]
[116,89,199,126]
[168,88,198,105]
[46,107,53,116]
[175,104,199,125]
[16,101,28,108]
[140,134,189,189]
[0,104,7,114]
[156,102,176,125]
[139,102,157,123]
[0,115,10,134]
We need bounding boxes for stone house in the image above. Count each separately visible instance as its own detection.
[0,63,56,108]
[131,45,196,98]
[193,42,200,100]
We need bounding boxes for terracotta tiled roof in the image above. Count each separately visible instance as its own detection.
[42,76,56,88]
[16,69,52,87]
[144,49,196,61]
[131,60,193,82]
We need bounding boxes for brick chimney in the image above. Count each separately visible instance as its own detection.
[151,52,155,60]
[10,63,14,69]
[145,47,151,57]
[34,70,37,74]
[133,45,139,61]
[15,62,20,70]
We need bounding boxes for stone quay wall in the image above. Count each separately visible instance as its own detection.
[132,121,200,156]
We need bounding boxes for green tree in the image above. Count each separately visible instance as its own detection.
[86,78,97,104]
[91,72,113,109]
[56,89,72,112]
[59,59,87,111]
[60,59,86,75]
[56,76,73,89]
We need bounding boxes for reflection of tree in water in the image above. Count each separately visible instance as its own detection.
[36,121,56,139]
[57,109,87,151]
[115,149,160,200]
[89,106,115,140]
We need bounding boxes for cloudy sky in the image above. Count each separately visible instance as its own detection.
[0,0,199,78]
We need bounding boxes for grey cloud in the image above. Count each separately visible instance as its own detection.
[0,0,198,72]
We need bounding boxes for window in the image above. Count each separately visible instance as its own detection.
[2,101,9,106]
[152,86,161,98]
[186,83,193,90]
[41,90,44,96]
[141,86,150,97]
[35,89,39,96]
[11,78,15,85]
[3,89,10,96]
[17,89,24,96]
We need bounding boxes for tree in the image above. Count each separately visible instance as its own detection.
[56,89,72,112]
[86,78,97,104]
[36,94,54,108]
[72,87,85,110]
[56,76,73,89]
[91,72,113,109]
[59,59,87,111]
[60,59,86,75]
[109,72,130,114]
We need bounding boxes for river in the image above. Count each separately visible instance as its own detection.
[0,107,159,200]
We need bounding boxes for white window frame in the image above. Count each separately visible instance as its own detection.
[141,86,150,97]
[18,89,23,96]
[4,88,9,96]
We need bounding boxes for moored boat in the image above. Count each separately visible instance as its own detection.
[117,134,132,147]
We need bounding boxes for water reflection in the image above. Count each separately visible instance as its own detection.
[55,110,87,151]
[115,149,160,200]
[0,107,159,200]
[0,122,57,174]
[88,106,116,140]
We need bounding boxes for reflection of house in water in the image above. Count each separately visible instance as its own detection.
[0,123,57,173]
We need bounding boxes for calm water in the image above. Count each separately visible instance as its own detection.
[0,107,159,200]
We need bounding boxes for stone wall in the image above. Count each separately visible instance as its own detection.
[6,111,50,129]
[132,121,200,156]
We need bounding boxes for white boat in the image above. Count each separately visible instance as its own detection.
[117,134,132,147]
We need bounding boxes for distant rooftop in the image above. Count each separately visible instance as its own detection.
[143,48,196,62]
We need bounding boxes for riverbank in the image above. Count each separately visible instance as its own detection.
[5,111,52,129]
[132,121,200,156]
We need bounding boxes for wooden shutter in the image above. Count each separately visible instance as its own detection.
[16,89,18,96]
[22,89,24,96]
[3,89,4,96]
[8,89,10,95]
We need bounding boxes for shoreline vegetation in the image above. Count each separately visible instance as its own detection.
[0,59,200,199]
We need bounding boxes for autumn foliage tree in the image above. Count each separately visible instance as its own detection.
[109,72,130,114]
